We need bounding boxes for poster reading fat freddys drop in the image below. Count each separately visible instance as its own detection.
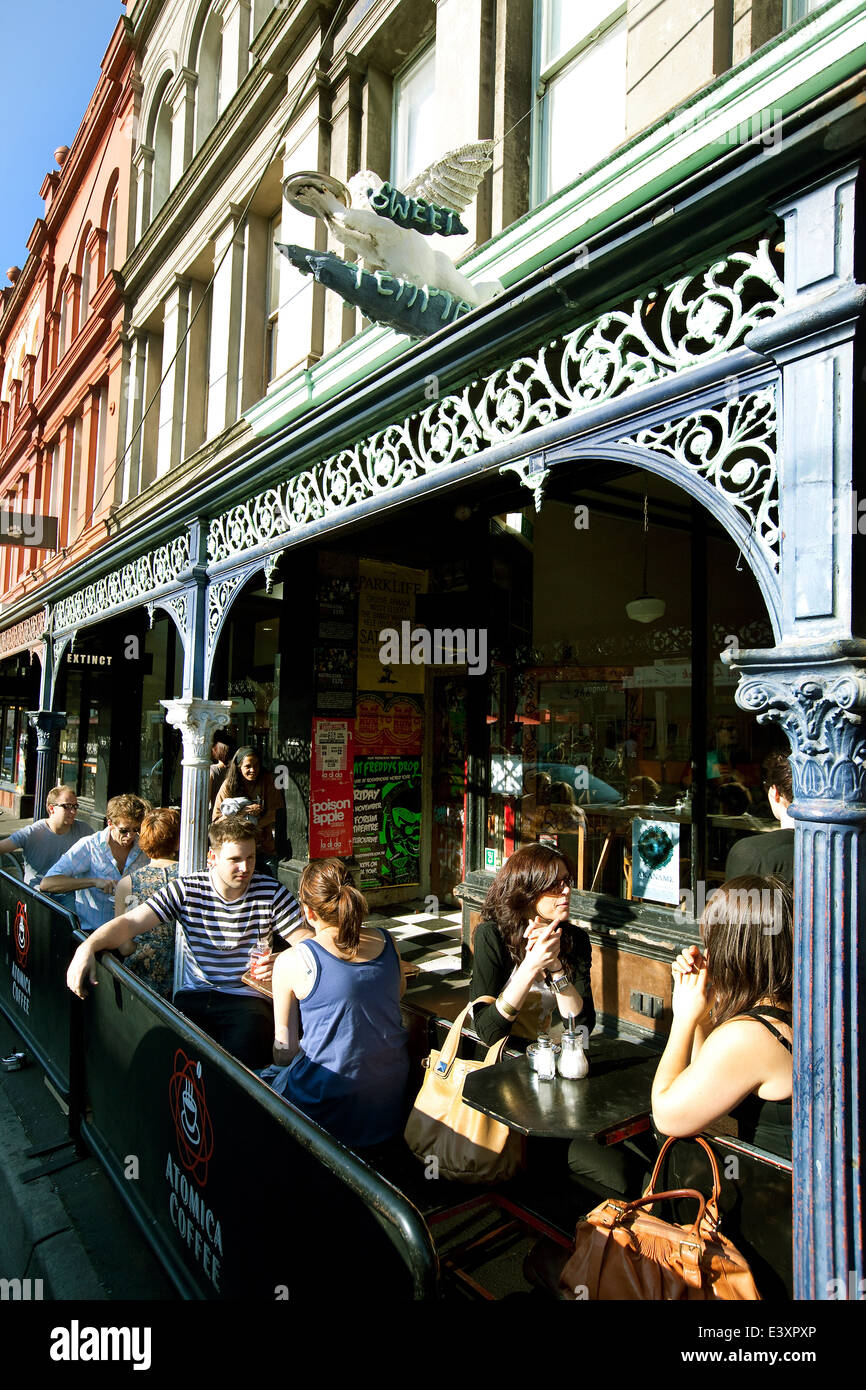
[353,755,422,889]
[309,719,354,858]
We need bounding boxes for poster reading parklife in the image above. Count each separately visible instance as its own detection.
[353,755,421,888]
[631,817,681,905]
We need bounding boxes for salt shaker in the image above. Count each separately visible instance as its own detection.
[528,1032,557,1081]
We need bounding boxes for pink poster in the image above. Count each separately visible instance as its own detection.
[309,718,354,858]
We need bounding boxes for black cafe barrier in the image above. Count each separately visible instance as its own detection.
[0,873,439,1298]
[0,871,81,1104]
[77,939,440,1301]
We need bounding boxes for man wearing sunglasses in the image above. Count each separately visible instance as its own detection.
[40,793,150,933]
[0,785,91,885]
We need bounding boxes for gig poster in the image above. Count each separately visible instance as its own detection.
[355,691,423,756]
[357,560,427,693]
[315,552,358,715]
[353,755,422,888]
[309,718,354,857]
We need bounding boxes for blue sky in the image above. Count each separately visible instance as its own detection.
[0,1,124,273]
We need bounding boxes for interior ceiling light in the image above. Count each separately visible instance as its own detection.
[626,492,666,625]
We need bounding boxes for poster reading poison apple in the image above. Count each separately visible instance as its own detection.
[353,756,421,888]
[309,719,354,857]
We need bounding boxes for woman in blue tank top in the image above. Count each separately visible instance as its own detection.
[267,858,409,1150]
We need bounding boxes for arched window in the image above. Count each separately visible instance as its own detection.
[148,75,174,218]
[78,224,92,328]
[195,6,224,151]
[104,182,119,272]
[56,274,70,361]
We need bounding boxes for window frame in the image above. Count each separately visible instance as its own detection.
[531,0,628,208]
[390,40,437,191]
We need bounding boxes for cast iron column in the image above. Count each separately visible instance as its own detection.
[735,649,866,1300]
[26,709,67,815]
[161,698,233,876]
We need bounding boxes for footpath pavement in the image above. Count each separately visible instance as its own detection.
[0,807,176,1303]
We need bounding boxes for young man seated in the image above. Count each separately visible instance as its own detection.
[66,816,311,1068]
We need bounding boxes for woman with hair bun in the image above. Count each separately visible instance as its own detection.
[652,874,793,1157]
[268,858,409,1149]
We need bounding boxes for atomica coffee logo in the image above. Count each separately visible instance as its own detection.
[166,1049,223,1290]
[11,900,31,1014]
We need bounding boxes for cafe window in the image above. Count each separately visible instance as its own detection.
[481,470,776,919]
[0,702,27,785]
[139,614,185,807]
[532,0,627,206]
[391,43,437,191]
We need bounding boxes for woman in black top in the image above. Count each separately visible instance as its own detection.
[470,843,595,1046]
[652,874,792,1158]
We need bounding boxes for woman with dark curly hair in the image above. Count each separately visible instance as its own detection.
[470,842,595,1047]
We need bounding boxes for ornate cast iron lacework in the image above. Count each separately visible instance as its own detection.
[147,593,189,638]
[207,576,246,666]
[620,389,779,570]
[0,607,48,657]
[53,537,191,634]
[210,240,784,563]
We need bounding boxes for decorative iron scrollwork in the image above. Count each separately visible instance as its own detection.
[210,241,784,563]
[620,390,778,570]
[53,536,191,634]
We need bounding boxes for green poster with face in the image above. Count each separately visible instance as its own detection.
[353,756,421,887]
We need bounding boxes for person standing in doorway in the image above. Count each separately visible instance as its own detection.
[213,747,283,877]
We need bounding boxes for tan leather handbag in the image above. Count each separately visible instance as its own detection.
[404,997,523,1183]
[559,1136,761,1300]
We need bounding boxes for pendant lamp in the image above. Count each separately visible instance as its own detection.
[626,493,666,624]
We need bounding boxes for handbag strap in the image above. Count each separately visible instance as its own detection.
[436,996,506,1073]
[618,1187,709,1235]
[645,1135,722,1230]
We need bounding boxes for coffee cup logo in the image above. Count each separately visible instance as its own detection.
[13,901,29,969]
[169,1049,214,1185]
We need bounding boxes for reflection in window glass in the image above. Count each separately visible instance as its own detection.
[541,0,621,67]
[483,483,776,915]
[540,16,626,200]
[392,45,436,190]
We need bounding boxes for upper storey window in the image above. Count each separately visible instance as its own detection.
[391,44,437,190]
[533,0,627,206]
[783,0,825,21]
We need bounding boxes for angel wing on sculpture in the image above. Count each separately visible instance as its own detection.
[279,140,504,336]
[403,139,495,211]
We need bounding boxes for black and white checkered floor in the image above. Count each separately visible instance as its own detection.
[366,901,468,987]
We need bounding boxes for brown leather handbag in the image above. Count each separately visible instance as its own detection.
[404,997,523,1183]
[559,1136,761,1300]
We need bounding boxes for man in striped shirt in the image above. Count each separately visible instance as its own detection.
[65,817,311,1067]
